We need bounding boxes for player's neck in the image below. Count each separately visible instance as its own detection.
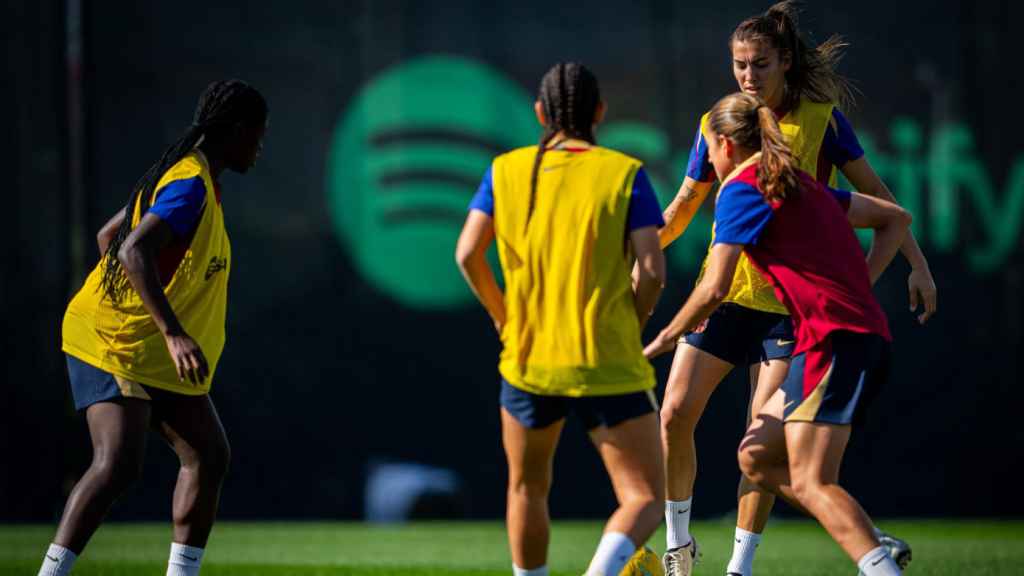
[197,142,227,179]
[721,152,761,186]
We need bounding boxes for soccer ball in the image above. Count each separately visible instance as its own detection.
[620,546,664,576]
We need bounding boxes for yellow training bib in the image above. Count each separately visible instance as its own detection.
[62,151,231,395]
[491,146,655,397]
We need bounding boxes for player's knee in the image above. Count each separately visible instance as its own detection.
[211,441,232,481]
[737,444,761,481]
[789,474,821,506]
[201,438,231,483]
[660,402,697,439]
[93,452,144,493]
[507,474,551,501]
[180,438,230,484]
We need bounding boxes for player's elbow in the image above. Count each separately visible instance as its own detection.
[896,206,913,229]
[116,239,142,273]
[639,252,667,289]
[454,243,477,273]
[707,281,731,305]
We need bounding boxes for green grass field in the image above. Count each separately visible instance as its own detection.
[2,519,1022,575]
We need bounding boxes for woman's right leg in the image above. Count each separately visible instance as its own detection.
[660,344,734,549]
[661,344,734,501]
[501,407,564,571]
[52,398,152,552]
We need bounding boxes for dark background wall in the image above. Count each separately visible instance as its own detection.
[4,0,1022,522]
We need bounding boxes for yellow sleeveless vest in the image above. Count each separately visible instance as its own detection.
[491,146,655,397]
[696,98,836,314]
[62,151,231,395]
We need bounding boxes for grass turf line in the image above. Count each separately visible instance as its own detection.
[2,519,1022,575]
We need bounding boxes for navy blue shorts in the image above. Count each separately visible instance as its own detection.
[66,354,153,410]
[683,303,794,366]
[500,380,658,430]
[782,331,890,426]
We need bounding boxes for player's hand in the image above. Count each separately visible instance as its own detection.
[164,330,209,385]
[643,331,677,360]
[907,267,937,325]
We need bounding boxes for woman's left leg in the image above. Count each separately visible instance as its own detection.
[586,411,664,575]
[150,390,230,555]
[784,421,879,563]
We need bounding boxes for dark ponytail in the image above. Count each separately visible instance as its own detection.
[708,92,800,203]
[526,62,601,230]
[99,79,267,304]
[731,1,854,111]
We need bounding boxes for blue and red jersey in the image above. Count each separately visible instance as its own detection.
[713,162,890,354]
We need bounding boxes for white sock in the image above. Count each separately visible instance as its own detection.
[38,544,77,576]
[586,531,635,576]
[857,545,901,576]
[167,543,204,576]
[665,498,693,549]
[725,527,761,576]
[512,564,548,576]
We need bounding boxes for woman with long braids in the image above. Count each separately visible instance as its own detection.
[38,80,267,576]
[456,62,666,576]
[646,91,911,576]
[653,3,929,574]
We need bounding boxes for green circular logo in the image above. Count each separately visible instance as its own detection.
[327,55,536,309]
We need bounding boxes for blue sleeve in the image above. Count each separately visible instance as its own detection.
[821,109,865,168]
[628,168,665,231]
[713,182,774,245]
[684,124,715,183]
[147,177,206,237]
[467,166,494,217]
[826,185,853,211]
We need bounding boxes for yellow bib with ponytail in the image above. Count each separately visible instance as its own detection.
[695,97,836,314]
[62,151,230,395]
[491,145,655,397]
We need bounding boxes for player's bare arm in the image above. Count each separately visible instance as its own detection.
[96,209,126,256]
[629,224,666,331]
[659,177,713,249]
[455,209,506,333]
[844,192,913,286]
[842,156,936,323]
[644,242,743,359]
[118,212,208,384]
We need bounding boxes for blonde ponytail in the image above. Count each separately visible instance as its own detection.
[755,105,800,202]
[708,92,801,202]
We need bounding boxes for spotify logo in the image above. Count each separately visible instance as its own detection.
[326,55,536,309]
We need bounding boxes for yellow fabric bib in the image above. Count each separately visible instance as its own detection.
[62,151,231,395]
[491,146,655,397]
[696,97,836,314]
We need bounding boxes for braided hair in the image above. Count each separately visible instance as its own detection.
[99,79,267,304]
[731,1,854,112]
[526,62,601,228]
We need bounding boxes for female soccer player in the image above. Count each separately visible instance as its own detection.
[646,91,911,576]
[655,3,931,573]
[456,62,667,576]
[38,80,267,576]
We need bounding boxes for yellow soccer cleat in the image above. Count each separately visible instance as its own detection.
[620,546,664,576]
